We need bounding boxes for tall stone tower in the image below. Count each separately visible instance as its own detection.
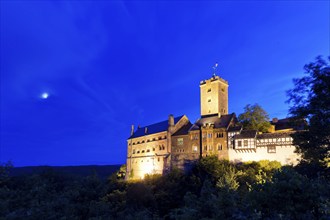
[200,75,229,116]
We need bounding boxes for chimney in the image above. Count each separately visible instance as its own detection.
[145,127,148,134]
[168,114,174,126]
[130,124,134,136]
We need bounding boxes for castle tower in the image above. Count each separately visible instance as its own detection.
[200,75,229,116]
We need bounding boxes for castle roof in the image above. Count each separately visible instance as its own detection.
[189,113,235,131]
[172,122,193,136]
[257,132,294,139]
[270,117,306,131]
[228,125,242,132]
[129,115,184,139]
[233,130,257,139]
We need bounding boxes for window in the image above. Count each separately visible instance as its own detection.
[153,148,155,151]
[208,99,211,102]
[267,146,276,153]
[191,134,198,140]
[209,145,212,151]
[221,88,225,92]
[141,150,145,153]
[152,138,156,141]
[204,146,207,151]
[244,140,248,147]
[158,158,160,162]
[142,140,145,143]
[177,138,184,145]
[208,133,212,138]
[207,88,211,92]
[202,134,207,139]
[216,133,224,138]
[146,149,150,152]
[133,149,136,154]
[192,146,198,152]
[238,141,242,147]
[137,151,140,154]
[218,144,222,151]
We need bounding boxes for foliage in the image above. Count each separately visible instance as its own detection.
[1,159,329,219]
[238,103,272,132]
[287,56,330,169]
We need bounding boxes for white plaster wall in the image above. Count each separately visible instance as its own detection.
[228,145,300,165]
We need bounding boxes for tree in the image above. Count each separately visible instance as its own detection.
[287,56,330,168]
[238,104,272,132]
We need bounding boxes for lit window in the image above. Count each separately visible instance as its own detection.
[244,140,248,147]
[267,146,276,153]
[177,138,183,145]
[192,146,198,152]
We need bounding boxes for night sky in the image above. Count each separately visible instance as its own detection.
[1,1,329,166]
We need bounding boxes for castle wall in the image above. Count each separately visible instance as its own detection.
[201,127,229,159]
[127,131,168,179]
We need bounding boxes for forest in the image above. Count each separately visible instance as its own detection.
[0,158,329,219]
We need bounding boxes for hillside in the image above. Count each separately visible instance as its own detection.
[10,165,122,179]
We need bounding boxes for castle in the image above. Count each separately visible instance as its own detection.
[126,73,300,180]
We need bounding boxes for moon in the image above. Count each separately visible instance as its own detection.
[41,92,49,99]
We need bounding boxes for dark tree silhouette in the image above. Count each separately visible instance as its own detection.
[287,56,330,169]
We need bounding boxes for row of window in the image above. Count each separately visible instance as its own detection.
[258,137,292,143]
[132,145,165,154]
[132,157,164,163]
[131,136,167,145]
[203,144,223,151]
[202,133,224,139]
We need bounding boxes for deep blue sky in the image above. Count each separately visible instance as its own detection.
[1,1,329,166]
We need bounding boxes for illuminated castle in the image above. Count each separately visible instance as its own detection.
[126,72,300,180]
